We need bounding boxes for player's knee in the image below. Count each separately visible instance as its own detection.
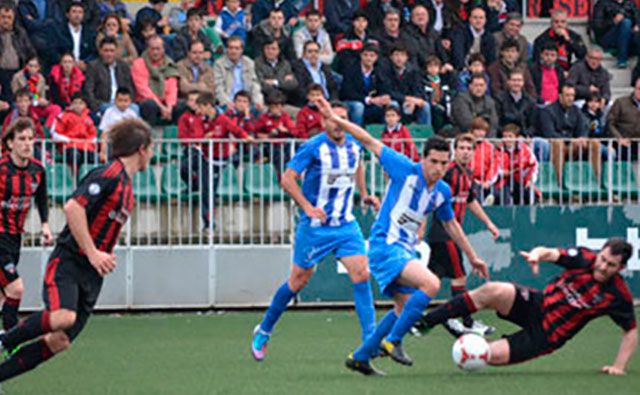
[349,266,370,283]
[289,271,313,292]
[420,275,441,297]
[51,310,77,330]
[44,331,72,354]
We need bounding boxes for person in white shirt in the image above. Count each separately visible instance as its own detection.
[99,87,140,161]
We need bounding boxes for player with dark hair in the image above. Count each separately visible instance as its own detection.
[312,97,488,376]
[419,238,637,375]
[0,118,154,383]
[416,133,500,337]
[251,100,380,362]
[0,119,52,332]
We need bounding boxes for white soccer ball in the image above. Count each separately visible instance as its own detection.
[452,334,491,371]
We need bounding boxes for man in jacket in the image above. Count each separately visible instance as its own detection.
[254,38,298,102]
[592,0,640,68]
[533,8,587,71]
[0,2,35,105]
[494,68,536,135]
[607,77,640,160]
[492,12,529,64]
[176,40,215,98]
[291,40,338,107]
[250,8,295,61]
[171,7,214,62]
[52,1,97,71]
[450,6,497,70]
[566,47,612,102]
[451,73,499,136]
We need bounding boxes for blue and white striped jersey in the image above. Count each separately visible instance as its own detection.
[370,146,454,252]
[288,133,362,227]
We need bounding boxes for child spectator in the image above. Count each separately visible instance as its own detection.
[98,88,139,162]
[214,0,250,43]
[49,53,86,109]
[496,124,540,205]
[295,84,324,139]
[254,91,298,177]
[53,93,97,169]
[169,0,197,32]
[456,53,491,96]
[2,88,46,161]
[224,90,256,164]
[468,116,501,205]
[582,92,615,161]
[11,56,62,128]
[423,55,456,131]
[134,0,169,37]
[380,105,420,162]
[531,43,565,105]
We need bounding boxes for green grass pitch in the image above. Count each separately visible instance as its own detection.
[3,309,639,395]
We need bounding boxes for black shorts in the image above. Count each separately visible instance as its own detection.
[0,233,22,288]
[499,284,552,364]
[42,246,103,341]
[428,241,466,279]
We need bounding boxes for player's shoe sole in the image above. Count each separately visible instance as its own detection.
[380,340,413,366]
[345,354,385,376]
[251,325,269,362]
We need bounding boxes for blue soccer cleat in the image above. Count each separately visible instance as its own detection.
[251,325,270,361]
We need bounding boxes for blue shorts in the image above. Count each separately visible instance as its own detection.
[368,243,418,297]
[293,221,366,269]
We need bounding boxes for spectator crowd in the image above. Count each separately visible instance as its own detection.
[0,0,639,208]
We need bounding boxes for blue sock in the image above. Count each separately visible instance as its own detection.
[259,282,296,333]
[353,310,398,361]
[386,290,432,343]
[352,280,375,341]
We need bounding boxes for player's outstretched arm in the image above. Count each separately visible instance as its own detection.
[442,219,489,278]
[602,328,638,376]
[468,200,499,239]
[519,247,561,275]
[314,97,384,157]
[281,168,327,223]
[64,199,116,276]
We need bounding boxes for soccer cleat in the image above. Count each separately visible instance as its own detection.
[443,318,467,338]
[410,319,432,337]
[468,320,496,336]
[345,353,385,376]
[380,340,413,366]
[251,325,270,362]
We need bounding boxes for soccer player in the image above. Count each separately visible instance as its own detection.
[0,119,53,332]
[311,97,488,376]
[0,118,154,382]
[251,101,381,362]
[420,238,637,375]
[421,133,499,337]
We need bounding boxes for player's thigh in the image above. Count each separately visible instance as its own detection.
[65,276,104,342]
[340,254,369,283]
[488,338,511,366]
[396,259,440,297]
[468,282,516,315]
[292,223,334,270]
[42,254,81,315]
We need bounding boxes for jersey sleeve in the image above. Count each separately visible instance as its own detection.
[468,179,478,203]
[609,299,637,332]
[434,183,455,222]
[379,145,415,181]
[554,247,596,269]
[71,168,119,209]
[287,139,316,174]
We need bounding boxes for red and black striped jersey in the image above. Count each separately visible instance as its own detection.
[57,160,133,254]
[427,162,477,243]
[0,157,48,234]
[542,247,636,350]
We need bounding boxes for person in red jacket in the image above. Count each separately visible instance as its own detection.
[2,88,46,162]
[380,105,420,162]
[254,91,299,179]
[468,116,502,205]
[224,90,256,166]
[52,93,97,170]
[496,123,540,205]
[295,84,324,139]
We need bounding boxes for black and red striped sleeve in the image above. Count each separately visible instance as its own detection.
[555,247,597,269]
[35,167,48,223]
[71,168,118,209]
[609,278,637,331]
[467,177,478,203]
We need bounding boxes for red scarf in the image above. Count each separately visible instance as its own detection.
[548,29,569,70]
[25,71,40,97]
[49,65,85,105]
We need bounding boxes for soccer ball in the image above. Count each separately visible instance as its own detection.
[452,334,491,371]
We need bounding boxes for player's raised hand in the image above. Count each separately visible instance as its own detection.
[89,250,117,277]
[519,250,540,275]
[470,256,489,279]
[304,206,327,224]
[313,96,334,119]
[363,195,380,211]
[601,365,626,376]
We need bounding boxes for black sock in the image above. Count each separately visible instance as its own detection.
[423,292,478,328]
[0,340,54,382]
[451,285,473,327]
[0,311,52,352]
[2,297,21,330]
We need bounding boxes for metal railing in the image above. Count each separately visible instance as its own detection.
[16,137,640,247]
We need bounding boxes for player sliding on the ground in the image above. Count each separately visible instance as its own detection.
[419,238,637,375]
[0,119,53,332]
[417,133,499,337]
[313,97,489,376]
[0,119,154,383]
[251,101,380,361]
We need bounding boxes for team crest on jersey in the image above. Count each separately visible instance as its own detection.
[567,248,578,257]
[88,183,101,195]
[3,263,16,274]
